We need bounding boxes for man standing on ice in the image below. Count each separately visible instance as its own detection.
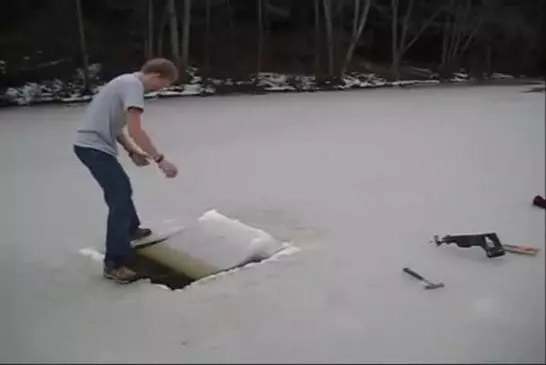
[74,58,179,284]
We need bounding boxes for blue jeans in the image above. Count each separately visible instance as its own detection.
[74,145,140,267]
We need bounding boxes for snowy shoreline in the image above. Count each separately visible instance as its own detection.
[1,69,542,108]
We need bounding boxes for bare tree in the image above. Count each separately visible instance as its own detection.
[314,0,322,76]
[439,0,488,74]
[322,0,334,79]
[225,0,238,77]
[390,0,439,80]
[255,0,264,87]
[340,0,372,76]
[352,0,360,35]
[75,0,90,93]
[181,0,191,78]
[204,0,211,75]
[475,0,537,77]
[263,0,271,37]
[166,0,180,67]
[157,2,169,56]
[146,0,154,59]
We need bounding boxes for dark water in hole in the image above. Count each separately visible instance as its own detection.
[126,250,195,290]
[125,246,272,290]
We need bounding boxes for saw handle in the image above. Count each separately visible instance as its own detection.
[403,267,424,281]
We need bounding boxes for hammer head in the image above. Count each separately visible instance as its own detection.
[424,282,444,290]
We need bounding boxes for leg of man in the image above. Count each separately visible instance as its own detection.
[128,198,153,240]
[129,199,141,234]
[74,145,140,267]
[104,170,135,266]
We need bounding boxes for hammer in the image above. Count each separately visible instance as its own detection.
[403,267,444,290]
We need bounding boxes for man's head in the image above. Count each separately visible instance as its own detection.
[139,58,179,91]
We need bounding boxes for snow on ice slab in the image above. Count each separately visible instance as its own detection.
[198,209,288,260]
[134,209,295,280]
[78,247,104,262]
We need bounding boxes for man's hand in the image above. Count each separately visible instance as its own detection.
[157,158,178,178]
[129,150,151,167]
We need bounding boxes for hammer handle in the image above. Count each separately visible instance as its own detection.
[403,267,424,281]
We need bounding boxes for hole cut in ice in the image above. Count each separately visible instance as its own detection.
[127,210,297,290]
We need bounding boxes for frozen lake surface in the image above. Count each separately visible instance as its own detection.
[1,85,544,363]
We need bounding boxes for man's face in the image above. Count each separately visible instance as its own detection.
[147,74,173,91]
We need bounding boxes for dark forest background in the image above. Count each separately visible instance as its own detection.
[1,0,544,92]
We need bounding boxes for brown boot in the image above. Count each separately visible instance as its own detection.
[130,227,152,241]
[103,264,141,284]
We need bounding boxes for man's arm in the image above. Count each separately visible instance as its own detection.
[116,129,139,155]
[125,108,163,161]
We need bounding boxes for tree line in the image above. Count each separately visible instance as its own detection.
[0,0,543,89]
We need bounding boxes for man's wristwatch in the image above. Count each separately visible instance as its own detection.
[154,154,164,163]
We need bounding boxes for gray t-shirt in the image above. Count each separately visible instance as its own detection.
[75,72,144,156]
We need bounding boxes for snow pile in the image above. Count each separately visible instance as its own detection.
[59,94,93,103]
[147,85,201,98]
[0,63,532,107]
[255,72,389,91]
[5,83,46,105]
[179,84,202,96]
[211,77,233,86]
[491,73,515,79]
[147,84,209,98]
[451,72,470,82]
[258,73,297,91]
[4,81,97,106]
[340,72,388,89]
[391,79,441,87]
[3,63,102,106]
[254,71,440,92]
[295,75,317,91]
